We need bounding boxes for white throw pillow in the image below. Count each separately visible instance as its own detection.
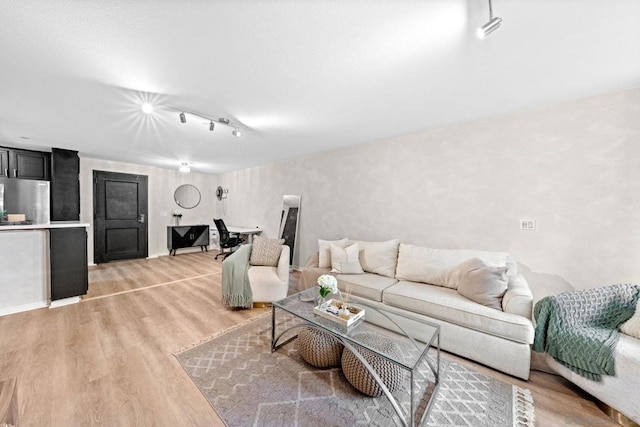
[330,243,363,274]
[456,258,509,310]
[318,238,348,268]
[352,239,401,278]
[620,300,640,339]
[395,244,509,289]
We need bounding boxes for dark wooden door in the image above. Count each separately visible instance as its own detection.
[93,170,148,263]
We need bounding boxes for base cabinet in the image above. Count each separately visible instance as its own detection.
[167,225,209,256]
[50,227,88,300]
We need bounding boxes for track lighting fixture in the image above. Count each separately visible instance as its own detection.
[174,110,241,137]
[477,0,502,39]
[142,103,153,114]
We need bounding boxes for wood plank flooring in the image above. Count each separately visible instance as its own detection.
[0,251,618,426]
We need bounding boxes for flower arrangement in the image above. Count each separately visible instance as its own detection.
[317,274,338,299]
[0,209,6,220]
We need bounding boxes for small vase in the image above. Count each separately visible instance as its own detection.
[317,295,326,308]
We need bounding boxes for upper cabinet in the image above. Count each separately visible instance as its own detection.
[0,149,8,178]
[50,148,80,221]
[0,146,51,181]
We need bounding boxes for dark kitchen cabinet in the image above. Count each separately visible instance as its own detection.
[167,225,210,255]
[50,148,80,221]
[0,149,8,178]
[50,227,89,300]
[0,146,50,181]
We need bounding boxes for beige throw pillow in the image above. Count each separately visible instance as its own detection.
[456,258,509,310]
[620,300,640,339]
[249,236,284,267]
[353,239,401,278]
[318,238,348,268]
[330,243,363,274]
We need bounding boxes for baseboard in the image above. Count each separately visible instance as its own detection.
[0,301,48,317]
[49,296,81,309]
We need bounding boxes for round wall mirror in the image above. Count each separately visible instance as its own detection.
[174,184,201,209]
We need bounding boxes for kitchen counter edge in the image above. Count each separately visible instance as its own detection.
[0,221,90,231]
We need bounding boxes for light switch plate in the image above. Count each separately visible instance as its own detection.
[520,219,536,230]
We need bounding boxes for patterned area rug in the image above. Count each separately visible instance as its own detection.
[175,314,534,427]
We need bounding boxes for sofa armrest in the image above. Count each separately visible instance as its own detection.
[502,274,533,319]
[277,245,291,282]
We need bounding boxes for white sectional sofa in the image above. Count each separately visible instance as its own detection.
[301,239,535,380]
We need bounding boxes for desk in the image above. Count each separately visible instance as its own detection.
[227,226,262,244]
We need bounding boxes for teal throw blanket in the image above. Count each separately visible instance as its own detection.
[221,244,253,309]
[533,283,640,381]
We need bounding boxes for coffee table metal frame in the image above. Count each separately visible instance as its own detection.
[272,288,440,427]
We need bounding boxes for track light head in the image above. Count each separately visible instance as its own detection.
[142,103,153,114]
[179,112,186,123]
[178,162,190,173]
[232,129,242,137]
[477,16,502,39]
[209,121,215,131]
[218,118,230,125]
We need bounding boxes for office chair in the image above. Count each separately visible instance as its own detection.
[214,218,244,260]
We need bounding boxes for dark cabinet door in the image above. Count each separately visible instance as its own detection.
[51,148,80,221]
[0,149,8,178]
[9,149,50,180]
[50,227,89,300]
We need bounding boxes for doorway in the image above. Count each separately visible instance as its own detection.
[93,170,148,264]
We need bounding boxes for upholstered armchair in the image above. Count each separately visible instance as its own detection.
[250,244,290,305]
[222,238,291,308]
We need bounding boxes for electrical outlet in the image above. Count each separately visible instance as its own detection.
[520,219,536,230]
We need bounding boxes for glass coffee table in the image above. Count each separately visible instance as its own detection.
[272,287,440,427]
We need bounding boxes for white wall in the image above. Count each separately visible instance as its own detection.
[80,158,219,264]
[219,88,640,289]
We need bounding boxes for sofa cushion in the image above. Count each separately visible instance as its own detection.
[352,239,400,278]
[383,280,534,344]
[318,238,348,268]
[336,273,398,302]
[330,243,364,274]
[456,258,509,310]
[249,236,284,266]
[395,244,509,289]
[621,299,640,339]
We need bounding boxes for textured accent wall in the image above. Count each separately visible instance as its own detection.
[79,158,219,264]
[219,88,640,290]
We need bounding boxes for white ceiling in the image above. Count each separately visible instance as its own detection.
[1,1,639,174]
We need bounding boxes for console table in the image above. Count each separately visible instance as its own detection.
[167,225,210,256]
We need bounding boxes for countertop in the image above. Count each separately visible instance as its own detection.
[0,221,90,231]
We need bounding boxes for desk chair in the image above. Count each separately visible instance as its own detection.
[214,218,244,260]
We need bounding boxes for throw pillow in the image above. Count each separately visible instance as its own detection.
[330,243,363,274]
[620,299,640,339]
[249,236,284,267]
[318,238,348,268]
[352,239,401,278]
[456,258,509,310]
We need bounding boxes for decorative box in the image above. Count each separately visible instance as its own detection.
[313,299,365,327]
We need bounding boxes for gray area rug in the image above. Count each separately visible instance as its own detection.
[175,314,534,427]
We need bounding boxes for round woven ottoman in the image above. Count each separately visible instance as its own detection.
[341,333,405,397]
[297,327,344,368]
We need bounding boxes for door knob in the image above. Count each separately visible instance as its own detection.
[138,214,145,223]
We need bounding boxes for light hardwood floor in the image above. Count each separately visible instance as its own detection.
[0,251,618,426]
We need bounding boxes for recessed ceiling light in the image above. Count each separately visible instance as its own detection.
[20,136,31,140]
[142,103,153,114]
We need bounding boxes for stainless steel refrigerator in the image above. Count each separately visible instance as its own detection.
[0,178,50,224]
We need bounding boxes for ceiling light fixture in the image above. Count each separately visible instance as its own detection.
[179,162,191,173]
[477,0,502,39]
[174,110,240,137]
[142,103,153,114]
